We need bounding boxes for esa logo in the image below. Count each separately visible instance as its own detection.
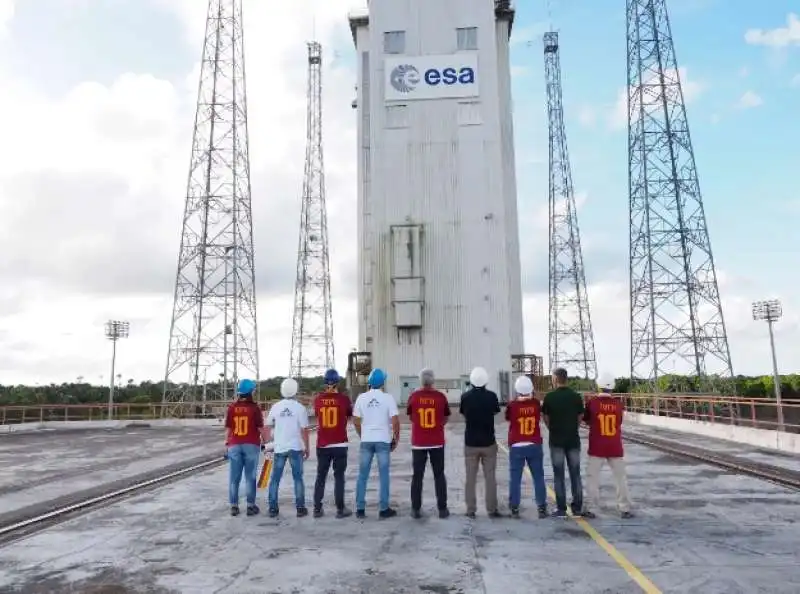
[390,63,476,93]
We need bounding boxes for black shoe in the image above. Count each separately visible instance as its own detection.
[297,507,309,518]
[552,509,567,519]
[230,505,240,517]
[246,504,260,516]
[313,507,324,518]
[356,509,366,519]
[336,507,353,519]
[510,507,520,519]
[582,510,597,519]
[537,506,548,519]
[268,508,279,518]
[465,511,476,519]
[438,508,450,519]
[411,509,422,519]
[621,511,634,519]
[379,507,398,519]
[488,510,505,519]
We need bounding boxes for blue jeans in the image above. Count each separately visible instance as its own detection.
[508,444,547,509]
[355,441,391,512]
[267,450,306,510]
[227,443,260,506]
[550,446,583,512]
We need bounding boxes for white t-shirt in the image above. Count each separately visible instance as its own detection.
[266,398,309,454]
[353,389,399,444]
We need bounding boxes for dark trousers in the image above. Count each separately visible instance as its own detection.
[313,446,348,510]
[550,446,583,513]
[411,447,448,511]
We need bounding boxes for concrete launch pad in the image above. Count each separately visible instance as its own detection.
[0,425,222,517]
[0,422,797,593]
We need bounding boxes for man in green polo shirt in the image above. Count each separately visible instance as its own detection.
[542,368,587,518]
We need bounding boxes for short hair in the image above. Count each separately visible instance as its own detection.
[419,368,435,386]
[552,368,568,383]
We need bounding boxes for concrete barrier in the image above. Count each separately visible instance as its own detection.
[0,418,223,434]
[626,412,800,454]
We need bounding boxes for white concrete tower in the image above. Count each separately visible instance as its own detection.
[349,0,523,403]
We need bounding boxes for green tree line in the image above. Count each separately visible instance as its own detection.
[0,374,797,407]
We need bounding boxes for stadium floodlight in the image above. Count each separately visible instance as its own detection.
[105,320,130,420]
[751,300,783,431]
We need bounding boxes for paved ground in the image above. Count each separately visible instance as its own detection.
[0,426,223,515]
[624,423,800,472]
[0,421,797,593]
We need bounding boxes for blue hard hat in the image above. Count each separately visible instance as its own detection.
[323,369,341,385]
[367,368,387,388]
[236,379,257,396]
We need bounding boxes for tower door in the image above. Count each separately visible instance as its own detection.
[399,376,420,405]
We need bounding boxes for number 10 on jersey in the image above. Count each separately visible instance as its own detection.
[319,406,338,429]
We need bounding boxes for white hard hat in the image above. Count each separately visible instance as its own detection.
[597,373,615,391]
[280,378,299,398]
[514,375,533,396]
[469,367,489,388]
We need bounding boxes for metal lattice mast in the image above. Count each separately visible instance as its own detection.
[289,41,335,382]
[545,32,598,380]
[163,0,259,411]
[627,0,733,389]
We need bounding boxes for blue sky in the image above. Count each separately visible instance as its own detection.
[0,0,796,384]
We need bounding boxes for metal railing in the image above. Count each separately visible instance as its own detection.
[619,394,800,434]
[0,394,317,426]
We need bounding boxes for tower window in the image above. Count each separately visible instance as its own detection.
[457,27,478,50]
[384,31,406,54]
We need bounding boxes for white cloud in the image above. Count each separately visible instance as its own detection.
[0,0,13,37]
[608,66,704,130]
[0,0,361,384]
[735,90,763,109]
[744,13,800,48]
[577,105,598,127]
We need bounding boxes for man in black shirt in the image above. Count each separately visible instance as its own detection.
[542,367,586,518]
[459,366,503,519]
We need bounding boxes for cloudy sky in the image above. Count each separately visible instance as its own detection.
[0,0,797,386]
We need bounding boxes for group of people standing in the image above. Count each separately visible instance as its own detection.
[223,365,633,520]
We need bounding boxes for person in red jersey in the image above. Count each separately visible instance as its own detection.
[312,368,354,519]
[583,373,633,519]
[505,375,548,519]
[406,368,451,519]
[224,379,269,517]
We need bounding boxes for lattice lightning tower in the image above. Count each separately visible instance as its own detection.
[163,0,259,411]
[289,41,335,382]
[627,0,733,389]
[545,31,597,380]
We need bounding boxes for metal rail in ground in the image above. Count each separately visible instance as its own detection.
[624,432,800,491]
[0,456,226,546]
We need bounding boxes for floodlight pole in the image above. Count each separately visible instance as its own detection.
[752,300,783,431]
[105,320,130,420]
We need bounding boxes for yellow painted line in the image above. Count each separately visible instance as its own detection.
[497,442,661,594]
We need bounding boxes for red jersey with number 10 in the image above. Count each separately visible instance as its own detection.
[225,400,264,446]
[314,392,353,448]
[586,396,624,458]
[505,398,543,446]
[407,388,450,447]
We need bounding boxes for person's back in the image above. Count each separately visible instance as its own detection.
[354,389,397,443]
[542,368,586,517]
[312,368,354,518]
[407,369,451,518]
[459,367,502,518]
[542,385,584,450]
[224,379,266,517]
[460,386,500,448]
[353,368,399,519]
[269,398,307,453]
[265,378,310,518]
[586,395,624,458]
[583,374,633,519]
